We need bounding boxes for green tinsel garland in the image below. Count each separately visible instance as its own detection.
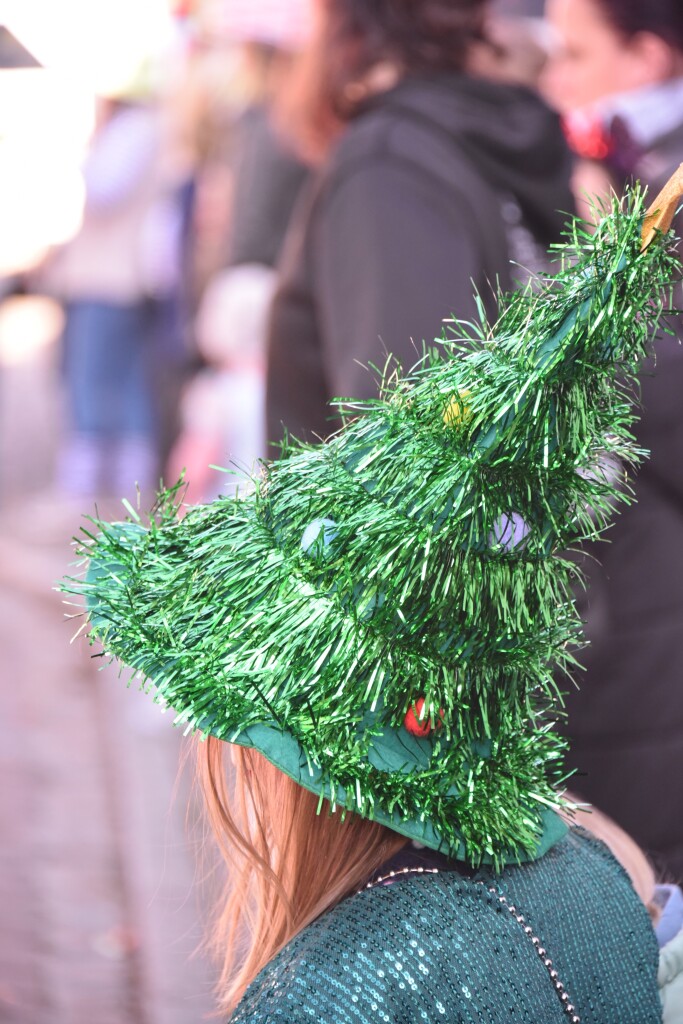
[62,188,680,868]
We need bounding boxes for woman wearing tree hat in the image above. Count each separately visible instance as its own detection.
[64,171,683,1019]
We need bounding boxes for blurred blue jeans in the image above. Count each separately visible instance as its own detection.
[58,299,159,495]
[62,299,156,439]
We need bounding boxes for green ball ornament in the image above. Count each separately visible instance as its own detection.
[300,517,338,559]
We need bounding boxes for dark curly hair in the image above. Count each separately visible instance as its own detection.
[592,0,683,52]
[325,0,489,107]
[278,0,491,160]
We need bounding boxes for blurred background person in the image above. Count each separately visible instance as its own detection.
[543,0,683,221]
[224,3,312,271]
[264,0,574,447]
[542,0,683,882]
[39,71,189,502]
[168,0,313,501]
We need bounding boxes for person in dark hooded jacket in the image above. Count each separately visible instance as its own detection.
[265,0,574,446]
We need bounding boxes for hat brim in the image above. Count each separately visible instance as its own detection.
[230,720,568,862]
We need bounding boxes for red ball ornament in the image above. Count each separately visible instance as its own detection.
[404,697,444,737]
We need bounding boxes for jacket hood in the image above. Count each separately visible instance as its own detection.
[370,72,575,245]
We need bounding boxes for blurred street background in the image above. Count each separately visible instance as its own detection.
[0,293,218,1017]
[0,1,239,1019]
[0,279,217,1015]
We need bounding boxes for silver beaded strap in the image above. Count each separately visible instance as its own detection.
[483,884,580,1023]
[363,866,580,1022]
[363,865,440,889]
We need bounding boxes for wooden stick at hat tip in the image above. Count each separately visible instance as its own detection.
[641,162,683,251]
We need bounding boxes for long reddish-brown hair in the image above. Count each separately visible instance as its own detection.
[197,738,406,1015]
[197,737,658,1016]
[277,0,491,161]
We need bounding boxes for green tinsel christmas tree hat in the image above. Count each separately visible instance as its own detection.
[62,172,683,869]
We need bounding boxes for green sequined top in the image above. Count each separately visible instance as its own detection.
[230,828,662,1023]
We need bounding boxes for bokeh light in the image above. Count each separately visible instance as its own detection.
[0,0,180,276]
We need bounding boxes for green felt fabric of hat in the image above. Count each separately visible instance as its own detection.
[230,724,569,860]
[65,186,680,869]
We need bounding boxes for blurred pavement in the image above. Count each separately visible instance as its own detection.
[0,298,216,1023]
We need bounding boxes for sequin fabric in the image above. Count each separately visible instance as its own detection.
[230,829,662,1023]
